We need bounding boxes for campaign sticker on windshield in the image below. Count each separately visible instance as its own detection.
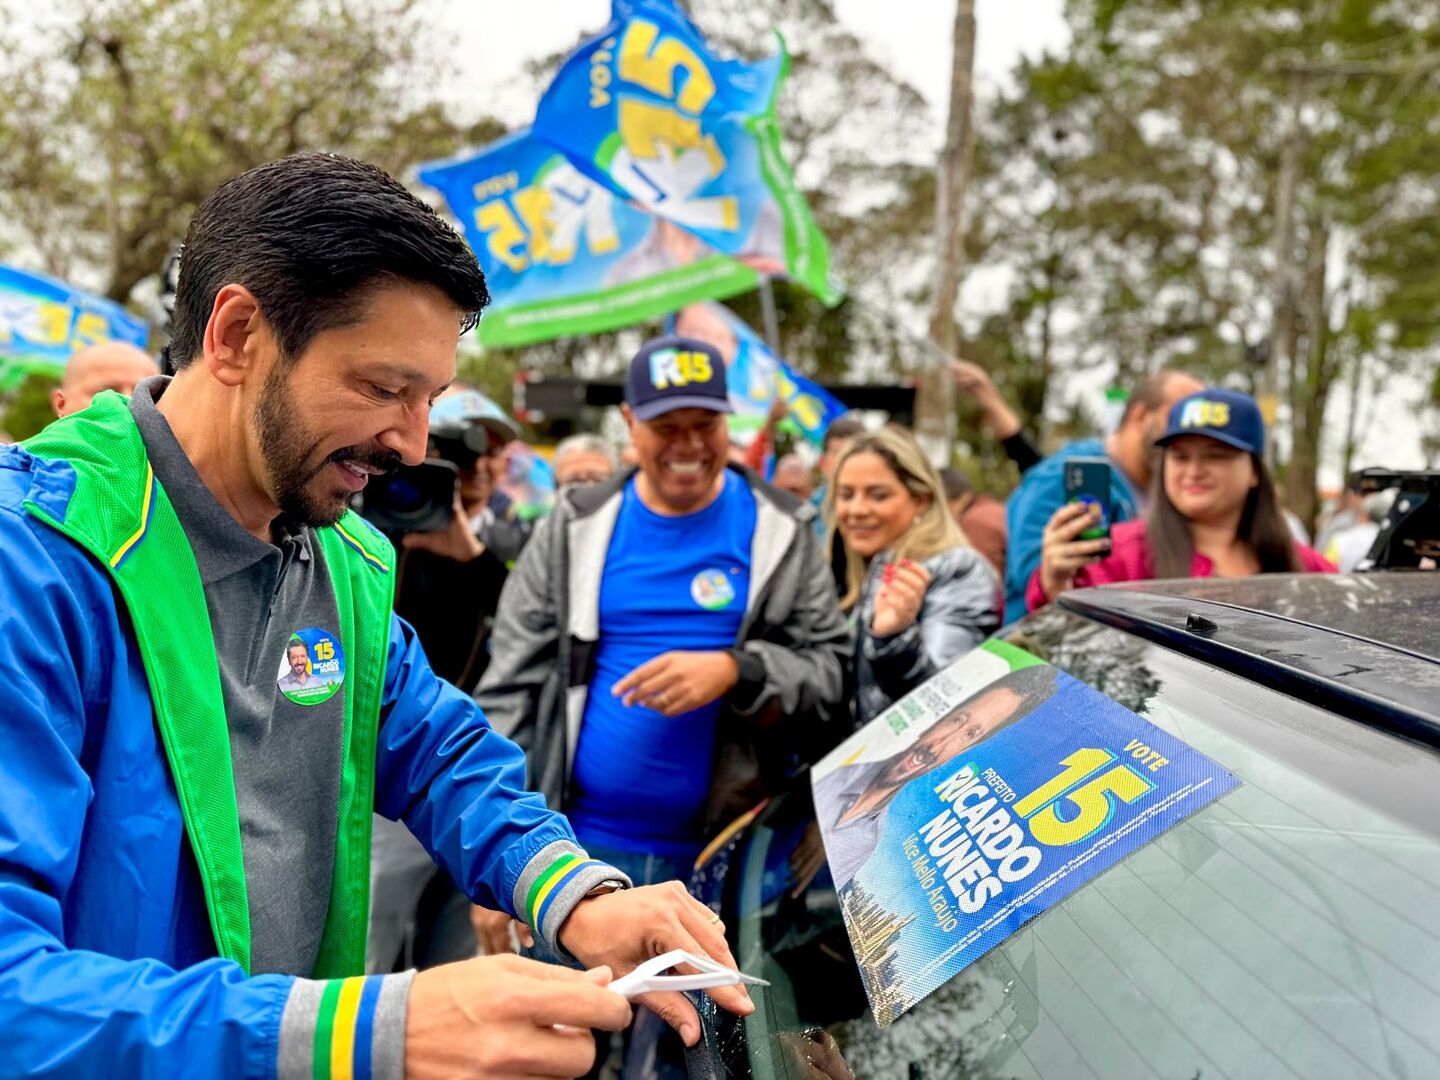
[812,640,1240,1025]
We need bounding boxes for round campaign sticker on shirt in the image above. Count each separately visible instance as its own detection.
[691,568,737,611]
[276,627,345,706]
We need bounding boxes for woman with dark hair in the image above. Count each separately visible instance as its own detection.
[829,425,1001,727]
[1028,388,1333,609]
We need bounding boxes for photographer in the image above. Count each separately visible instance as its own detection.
[368,389,527,975]
[385,386,518,692]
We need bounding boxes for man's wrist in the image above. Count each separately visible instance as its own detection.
[981,399,1022,439]
[718,650,741,688]
[512,842,633,957]
[458,530,485,562]
[280,971,413,1080]
[728,649,767,711]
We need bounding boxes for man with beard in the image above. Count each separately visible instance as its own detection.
[0,154,752,1079]
[277,639,331,691]
[811,664,1060,892]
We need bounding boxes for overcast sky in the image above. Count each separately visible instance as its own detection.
[440,0,1070,128]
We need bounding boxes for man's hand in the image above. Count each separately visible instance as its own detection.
[870,558,931,638]
[612,651,739,715]
[400,492,484,563]
[949,358,1023,440]
[764,396,789,430]
[471,904,533,955]
[778,1029,857,1080]
[1039,501,1110,602]
[405,953,631,1079]
[558,881,755,1046]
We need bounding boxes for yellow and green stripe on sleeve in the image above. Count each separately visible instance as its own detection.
[511,840,631,951]
[278,972,411,1080]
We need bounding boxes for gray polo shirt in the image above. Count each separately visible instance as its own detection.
[130,377,343,977]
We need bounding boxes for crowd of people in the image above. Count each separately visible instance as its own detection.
[365,304,1348,1076]
[0,150,1363,1079]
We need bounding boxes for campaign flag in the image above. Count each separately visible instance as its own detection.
[531,0,838,306]
[0,264,149,391]
[419,129,761,346]
[498,441,558,521]
[812,640,1240,1024]
[670,301,845,447]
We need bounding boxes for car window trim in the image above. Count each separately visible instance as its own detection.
[1058,590,1440,750]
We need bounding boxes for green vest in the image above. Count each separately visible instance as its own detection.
[21,392,395,978]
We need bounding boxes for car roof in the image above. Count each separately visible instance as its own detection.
[1105,573,1440,659]
[1058,573,1440,748]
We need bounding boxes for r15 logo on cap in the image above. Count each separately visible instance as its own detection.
[1179,399,1230,429]
[650,348,714,390]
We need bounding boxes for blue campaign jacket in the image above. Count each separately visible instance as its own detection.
[1002,438,1141,624]
[0,441,589,1078]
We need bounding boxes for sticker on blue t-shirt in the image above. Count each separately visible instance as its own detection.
[275,627,345,706]
[691,568,738,610]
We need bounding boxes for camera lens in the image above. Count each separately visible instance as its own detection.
[359,461,457,533]
[386,476,427,517]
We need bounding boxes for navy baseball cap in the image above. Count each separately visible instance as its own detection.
[625,335,732,421]
[1156,387,1265,456]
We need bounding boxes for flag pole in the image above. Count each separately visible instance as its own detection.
[756,274,783,356]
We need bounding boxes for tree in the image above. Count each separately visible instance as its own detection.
[0,374,61,442]
[0,0,505,306]
[967,0,1440,524]
[913,0,978,466]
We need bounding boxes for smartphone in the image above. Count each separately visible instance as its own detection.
[1064,457,1112,541]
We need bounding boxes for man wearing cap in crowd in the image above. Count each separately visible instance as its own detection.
[1003,367,1205,623]
[474,335,851,970]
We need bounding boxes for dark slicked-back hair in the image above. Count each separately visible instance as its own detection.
[169,153,488,369]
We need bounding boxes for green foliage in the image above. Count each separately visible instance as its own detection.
[6,0,1432,501]
[1,374,61,442]
[0,0,505,305]
[966,0,1440,515]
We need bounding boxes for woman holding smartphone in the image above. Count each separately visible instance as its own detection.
[830,426,1001,727]
[1029,388,1333,609]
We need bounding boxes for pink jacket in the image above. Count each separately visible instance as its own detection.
[1025,519,1336,612]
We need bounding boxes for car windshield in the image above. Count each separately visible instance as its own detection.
[695,608,1440,1080]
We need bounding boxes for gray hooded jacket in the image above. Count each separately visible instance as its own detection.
[475,465,852,834]
[853,544,1001,726]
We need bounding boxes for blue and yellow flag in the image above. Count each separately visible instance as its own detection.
[531,0,838,306]
[670,301,845,447]
[419,128,761,346]
[0,264,149,390]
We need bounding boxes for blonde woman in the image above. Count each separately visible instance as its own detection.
[829,426,1001,726]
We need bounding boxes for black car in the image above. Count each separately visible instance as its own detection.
[681,574,1440,1080]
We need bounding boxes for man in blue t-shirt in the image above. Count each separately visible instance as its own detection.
[478,335,851,894]
[1002,368,1203,623]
